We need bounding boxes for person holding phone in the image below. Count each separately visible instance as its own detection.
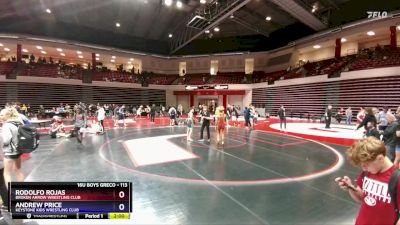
[335,137,400,225]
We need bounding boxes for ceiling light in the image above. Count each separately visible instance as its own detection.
[397,25,400,30]
[176,1,183,8]
[130,58,134,61]
[111,56,116,59]
[116,22,120,27]
[96,57,100,60]
[60,53,65,56]
[46,9,51,14]
[311,8,316,13]
[36,46,42,50]
[200,0,206,3]
[265,16,271,21]
[205,30,210,34]
[367,31,375,36]
[77,51,82,54]
[41,51,46,54]
[4,48,10,52]
[56,48,63,52]
[110,59,115,63]
[78,55,83,58]
[313,45,321,49]
[214,27,220,32]
[230,14,234,19]
[0,43,3,47]
[168,33,173,38]
[22,49,28,53]
[95,53,100,57]
[128,61,132,64]
[164,0,172,6]
[341,38,347,43]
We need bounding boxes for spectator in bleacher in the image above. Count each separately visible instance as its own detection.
[345,107,353,125]
[356,107,377,131]
[325,105,333,129]
[29,54,35,63]
[277,105,286,131]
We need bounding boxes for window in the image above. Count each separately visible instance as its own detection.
[245,58,254,74]
[179,62,186,76]
[210,60,218,75]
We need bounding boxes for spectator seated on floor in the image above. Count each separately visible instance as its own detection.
[81,121,103,135]
[50,116,69,138]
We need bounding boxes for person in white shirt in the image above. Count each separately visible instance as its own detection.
[97,105,105,133]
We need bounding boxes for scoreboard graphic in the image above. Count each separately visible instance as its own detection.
[9,182,132,219]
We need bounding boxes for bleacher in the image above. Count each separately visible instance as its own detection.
[20,64,59,78]
[209,72,244,84]
[93,71,137,83]
[252,75,400,120]
[184,73,210,85]
[147,74,179,85]
[349,47,400,71]
[0,62,17,75]
[5,46,400,85]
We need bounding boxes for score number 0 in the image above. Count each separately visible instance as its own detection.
[118,191,126,211]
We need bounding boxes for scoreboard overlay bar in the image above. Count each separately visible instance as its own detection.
[9,182,132,219]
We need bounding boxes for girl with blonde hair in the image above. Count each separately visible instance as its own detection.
[215,106,226,146]
[0,107,25,189]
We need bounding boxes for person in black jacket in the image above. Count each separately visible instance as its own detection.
[277,105,286,131]
[325,105,333,128]
[356,107,377,131]
[365,121,380,139]
[199,106,212,142]
[150,104,156,123]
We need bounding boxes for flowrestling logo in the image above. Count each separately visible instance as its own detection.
[367,11,388,19]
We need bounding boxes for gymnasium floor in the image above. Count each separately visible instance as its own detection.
[1,117,365,225]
